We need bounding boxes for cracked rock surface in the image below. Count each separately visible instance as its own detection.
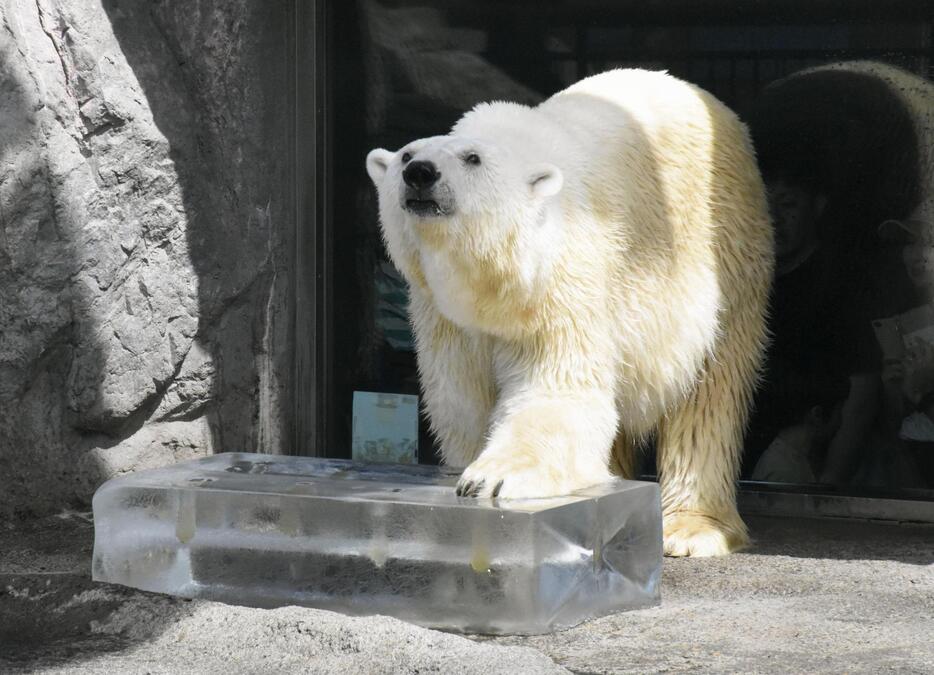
[0,0,293,516]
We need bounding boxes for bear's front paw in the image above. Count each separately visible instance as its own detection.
[663,511,749,557]
[455,451,609,500]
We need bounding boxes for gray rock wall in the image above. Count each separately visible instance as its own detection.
[0,0,294,517]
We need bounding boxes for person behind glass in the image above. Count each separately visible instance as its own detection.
[745,64,928,487]
[751,394,841,484]
[750,173,884,486]
[870,218,934,486]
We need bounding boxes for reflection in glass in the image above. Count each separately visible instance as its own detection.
[324,0,934,495]
[746,62,934,492]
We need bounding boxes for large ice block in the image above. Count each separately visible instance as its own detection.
[92,453,662,634]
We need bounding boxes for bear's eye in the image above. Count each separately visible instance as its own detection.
[464,153,481,166]
[401,152,412,163]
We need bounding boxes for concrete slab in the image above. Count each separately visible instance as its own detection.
[483,517,934,674]
[1,512,931,674]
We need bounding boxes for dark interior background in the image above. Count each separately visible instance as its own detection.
[314,0,934,498]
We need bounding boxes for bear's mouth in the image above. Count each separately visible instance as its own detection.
[405,198,444,217]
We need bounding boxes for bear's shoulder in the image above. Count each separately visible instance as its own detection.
[545,68,737,130]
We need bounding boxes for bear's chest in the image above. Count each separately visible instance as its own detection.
[418,248,481,329]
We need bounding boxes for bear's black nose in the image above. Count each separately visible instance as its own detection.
[403,160,440,190]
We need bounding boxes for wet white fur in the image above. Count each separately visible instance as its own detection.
[367,69,773,556]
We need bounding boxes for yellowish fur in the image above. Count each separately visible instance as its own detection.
[367,69,773,557]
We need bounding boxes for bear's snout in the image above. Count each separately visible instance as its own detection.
[403,160,440,190]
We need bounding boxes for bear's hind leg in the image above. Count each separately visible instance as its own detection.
[656,345,761,557]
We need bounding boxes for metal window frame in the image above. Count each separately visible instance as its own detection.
[738,483,934,523]
[293,0,328,457]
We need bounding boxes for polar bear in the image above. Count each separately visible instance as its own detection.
[366,69,773,557]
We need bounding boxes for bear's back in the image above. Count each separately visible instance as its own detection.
[548,69,719,130]
[538,70,772,427]
[539,69,767,271]
[540,69,756,199]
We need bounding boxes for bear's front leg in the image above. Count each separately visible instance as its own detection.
[409,288,495,467]
[456,386,618,499]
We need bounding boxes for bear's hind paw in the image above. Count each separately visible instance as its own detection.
[663,511,750,557]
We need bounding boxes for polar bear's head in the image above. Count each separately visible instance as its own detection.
[365,129,563,224]
[365,104,565,330]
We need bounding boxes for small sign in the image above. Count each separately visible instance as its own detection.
[352,391,419,464]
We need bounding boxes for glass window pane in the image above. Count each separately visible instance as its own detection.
[322,0,934,498]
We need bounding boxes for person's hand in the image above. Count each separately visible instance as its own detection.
[882,358,905,384]
[905,336,934,368]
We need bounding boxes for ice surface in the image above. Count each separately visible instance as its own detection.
[92,453,662,634]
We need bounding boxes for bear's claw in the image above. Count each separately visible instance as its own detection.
[455,478,483,497]
[456,476,506,499]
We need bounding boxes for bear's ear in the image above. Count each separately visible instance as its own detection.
[366,149,394,185]
[528,164,563,199]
